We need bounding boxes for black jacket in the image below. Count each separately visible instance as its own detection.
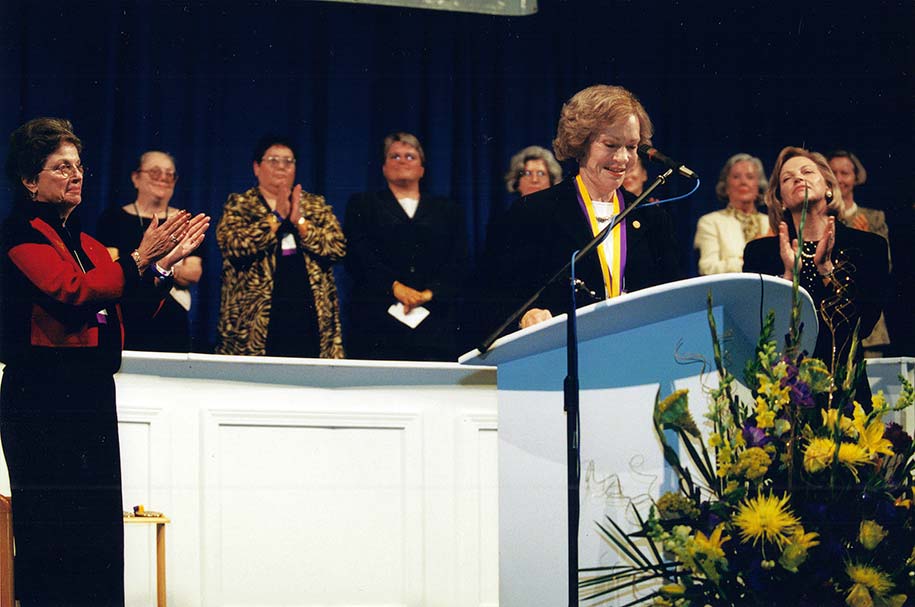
[344,188,466,361]
[496,178,682,319]
[743,221,890,402]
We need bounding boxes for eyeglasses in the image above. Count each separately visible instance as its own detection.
[388,152,419,162]
[261,156,296,168]
[520,169,547,178]
[41,162,85,179]
[138,168,178,183]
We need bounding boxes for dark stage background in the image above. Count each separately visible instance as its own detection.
[2,0,912,353]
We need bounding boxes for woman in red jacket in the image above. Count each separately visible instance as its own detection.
[0,117,208,606]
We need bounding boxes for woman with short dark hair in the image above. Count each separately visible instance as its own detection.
[216,134,346,358]
[1,117,208,605]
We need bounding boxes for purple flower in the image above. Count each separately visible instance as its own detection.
[742,423,770,447]
[884,422,913,455]
[781,356,816,408]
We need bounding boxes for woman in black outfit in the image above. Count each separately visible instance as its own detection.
[97,150,203,352]
[743,146,890,405]
[0,118,208,606]
[344,132,465,361]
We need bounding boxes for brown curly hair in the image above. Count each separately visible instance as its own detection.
[552,85,653,163]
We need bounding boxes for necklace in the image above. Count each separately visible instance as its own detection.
[133,201,168,228]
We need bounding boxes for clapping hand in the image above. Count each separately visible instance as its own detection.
[159,213,211,271]
[134,211,192,273]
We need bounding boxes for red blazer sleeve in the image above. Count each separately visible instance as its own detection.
[7,220,125,306]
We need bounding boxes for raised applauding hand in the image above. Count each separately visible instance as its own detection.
[134,211,210,274]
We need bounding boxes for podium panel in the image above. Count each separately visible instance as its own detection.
[461,275,817,606]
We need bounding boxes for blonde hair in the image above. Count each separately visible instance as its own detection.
[552,85,653,162]
[382,132,425,166]
[827,149,867,186]
[763,146,844,233]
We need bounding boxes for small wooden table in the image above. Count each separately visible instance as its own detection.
[124,515,170,607]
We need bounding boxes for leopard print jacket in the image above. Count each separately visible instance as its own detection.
[216,187,345,358]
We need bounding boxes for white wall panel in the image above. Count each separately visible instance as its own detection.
[0,354,498,606]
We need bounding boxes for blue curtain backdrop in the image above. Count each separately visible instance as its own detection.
[1,0,911,352]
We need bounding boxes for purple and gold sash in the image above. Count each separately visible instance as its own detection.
[575,174,627,297]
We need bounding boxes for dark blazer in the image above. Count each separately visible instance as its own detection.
[495,178,682,320]
[344,188,466,361]
[743,221,890,403]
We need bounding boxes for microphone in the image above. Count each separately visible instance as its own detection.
[638,144,698,180]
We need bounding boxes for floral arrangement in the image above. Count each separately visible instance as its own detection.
[579,293,915,606]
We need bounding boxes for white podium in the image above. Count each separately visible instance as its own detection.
[460,274,818,606]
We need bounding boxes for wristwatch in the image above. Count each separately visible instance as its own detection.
[297,216,307,226]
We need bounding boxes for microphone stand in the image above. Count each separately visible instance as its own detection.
[474,168,674,607]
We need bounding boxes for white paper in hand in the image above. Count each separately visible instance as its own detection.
[388,303,430,329]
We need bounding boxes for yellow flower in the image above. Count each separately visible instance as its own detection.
[757,373,790,408]
[804,437,837,474]
[871,391,887,413]
[857,420,894,459]
[708,432,722,448]
[858,520,887,550]
[655,492,700,520]
[694,523,730,561]
[822,408,855,436]
[655,389,700,437]
[733,431,747,448]
[733,491,799,548]
[846,583,873,607]
[778,526,818,572]
[773,418,791,437]
[716,443,734,478]
[756,397,775,429]
[846,563,895,606]
[852,402,868,437]
[734,446,772,480]
[838,443,871,481]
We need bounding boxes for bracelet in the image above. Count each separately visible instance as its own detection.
[130,249,143,275]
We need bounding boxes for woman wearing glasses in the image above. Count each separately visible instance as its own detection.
[1,117,209,605]
[504,145,562,198]
[344,132,466,361]
[97,151,203,351]
[216,135,345,358]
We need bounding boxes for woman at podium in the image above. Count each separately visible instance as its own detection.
[743,146,890,405]
[504,84,681,329]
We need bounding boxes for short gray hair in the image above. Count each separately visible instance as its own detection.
[382,132,425,166]
[715,153,767,204]
[504,145,562,192]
